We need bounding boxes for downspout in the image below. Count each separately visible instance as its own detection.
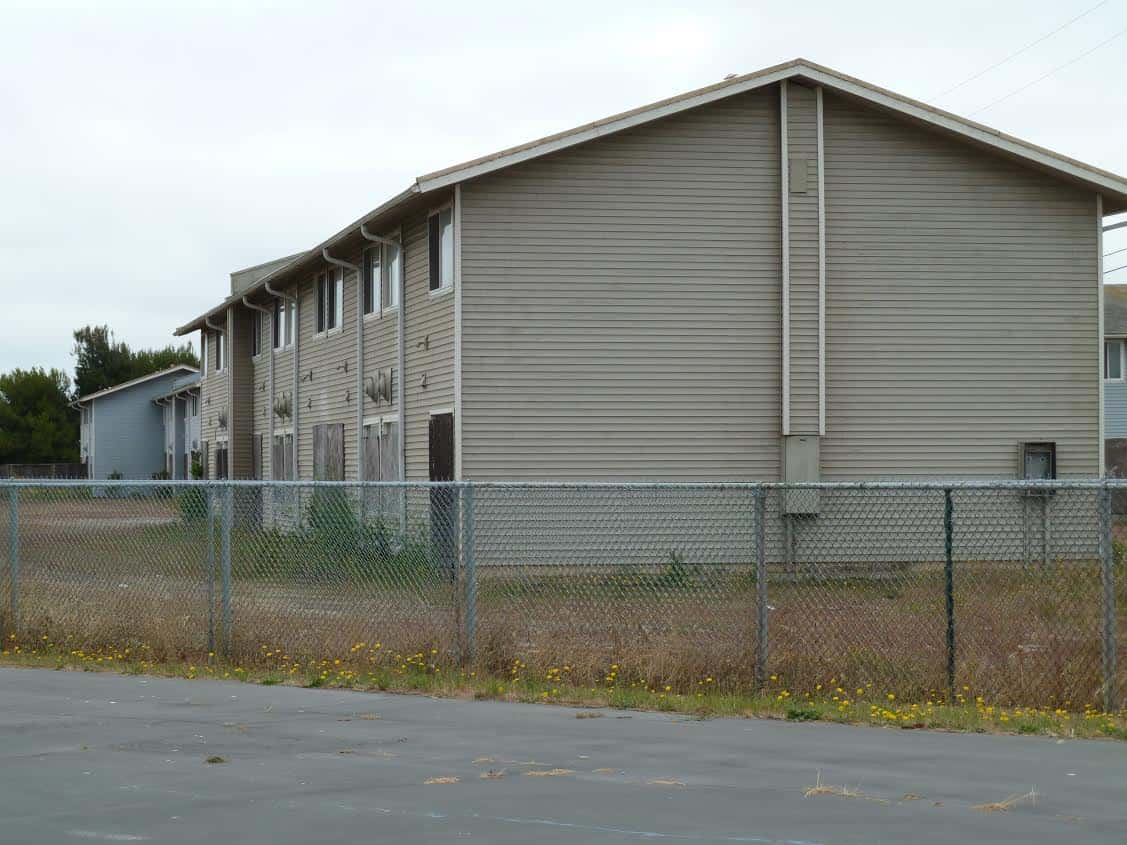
[243,296,273,479]
[360,223,405,481]
[322,248,364,481]
[265,281,299,478]
[204,316,225,478]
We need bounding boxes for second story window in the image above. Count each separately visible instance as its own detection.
[317,269,344,333]
[272,299,294,350]
[364,247,380,316]
[428,207,453,292]
[364,242,402,315]
[215,329,226,372]
[384,242,401,310]
[251,312,261,357]
[201,333,208,377]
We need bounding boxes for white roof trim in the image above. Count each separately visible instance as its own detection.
[75,365,199,404]
[416,59,1127,206]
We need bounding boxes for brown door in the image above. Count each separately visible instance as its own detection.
[428,413,455,579]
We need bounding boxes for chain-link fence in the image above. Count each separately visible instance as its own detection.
[0,480,1121,710]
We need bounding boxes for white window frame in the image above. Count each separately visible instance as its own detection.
[201,332,208,377]
[384,241,401,312]
[428,204,454,298]
[215,329,226,373]
[272,298,294,351]
[1105,338,1125,382]
[315,269,345,336]
[363,246,381,318]
[251,311,262,358]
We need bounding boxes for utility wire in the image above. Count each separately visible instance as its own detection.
[1106,246,1127,259]
[1107,263,1127,275]
[971,25,1127,115]
[936,0,1111,98]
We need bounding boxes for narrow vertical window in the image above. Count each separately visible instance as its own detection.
[316,272,327,333]
[216,330,226,372]
[272,300,284,350]
[286,300,295,346]
[334,267,344,329]
[364,247,380,315]
[428,208,453,291]
[201,332,208,376]
[384,242,401,310]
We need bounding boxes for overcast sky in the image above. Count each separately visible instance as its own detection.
[2,0,1125,381]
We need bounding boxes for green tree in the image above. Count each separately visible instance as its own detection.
[72,325,198,398]
[0,368,79,463]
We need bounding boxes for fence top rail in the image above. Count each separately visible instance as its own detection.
[0,478,1124,491]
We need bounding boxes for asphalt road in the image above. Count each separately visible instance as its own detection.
[0,667,1123,844]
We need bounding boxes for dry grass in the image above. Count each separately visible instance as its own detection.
[479,770,505,780]
[524,768,574,778]
[973,789,1038,812]
[423,776,459,785]
[2,497,1123,710]
[803,771,890,804]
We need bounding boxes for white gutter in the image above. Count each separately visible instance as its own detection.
[322,248,364,481]
[265,281,300,478]
[243,296,274,479]
[360,224,406,482]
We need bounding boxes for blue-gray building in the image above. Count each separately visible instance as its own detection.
[1104,285,1127,476]
[75,366,200,480]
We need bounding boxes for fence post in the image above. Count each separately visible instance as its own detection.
[1099,484,1119,713]
[8,487,18,633]
[463,484,477,665]
[754,486,768,691]
[944,488,955,704]
[221,484,233,658]
[206,485,215,655]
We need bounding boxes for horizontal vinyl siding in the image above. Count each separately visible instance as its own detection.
[403,207,454,480]
[295,268,359,479]
[786,82,820,434]
[1105,381,1127,438]
[230,307,255,479]
[821,92,1099,478]
[461,88,782,480]
[199,327,228,479]
[250,309,273,478]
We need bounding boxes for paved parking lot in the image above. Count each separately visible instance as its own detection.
[0,667,1123,843]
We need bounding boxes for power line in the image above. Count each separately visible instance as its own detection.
[1107,246,1127,259]
[936,1,1111,98]
[1107,263,1127,275]
[971,25,1127,115]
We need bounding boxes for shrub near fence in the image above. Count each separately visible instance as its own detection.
[0,479,1121,711]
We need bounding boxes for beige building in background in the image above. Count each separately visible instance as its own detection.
[176,58,1127,485]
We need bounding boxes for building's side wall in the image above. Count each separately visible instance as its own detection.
[199,328,229,479]
[360,235,402,439]
[460,88,782,480]
[821,91,1099,478]
[786,82,821,434]
[403,206,454,480]
[270,331,295,478]
[90,372,189,480]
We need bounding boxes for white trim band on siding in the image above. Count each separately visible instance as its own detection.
[816,85,826,437]
[780,80,790,437]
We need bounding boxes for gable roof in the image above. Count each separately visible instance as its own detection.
[1106,285,1127,336]
[176,58,1127,335]
[74,365,199,405]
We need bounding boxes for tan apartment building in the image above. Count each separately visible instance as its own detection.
[176,59,1127,486]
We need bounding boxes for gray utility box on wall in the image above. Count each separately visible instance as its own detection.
[783,435,820,515]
